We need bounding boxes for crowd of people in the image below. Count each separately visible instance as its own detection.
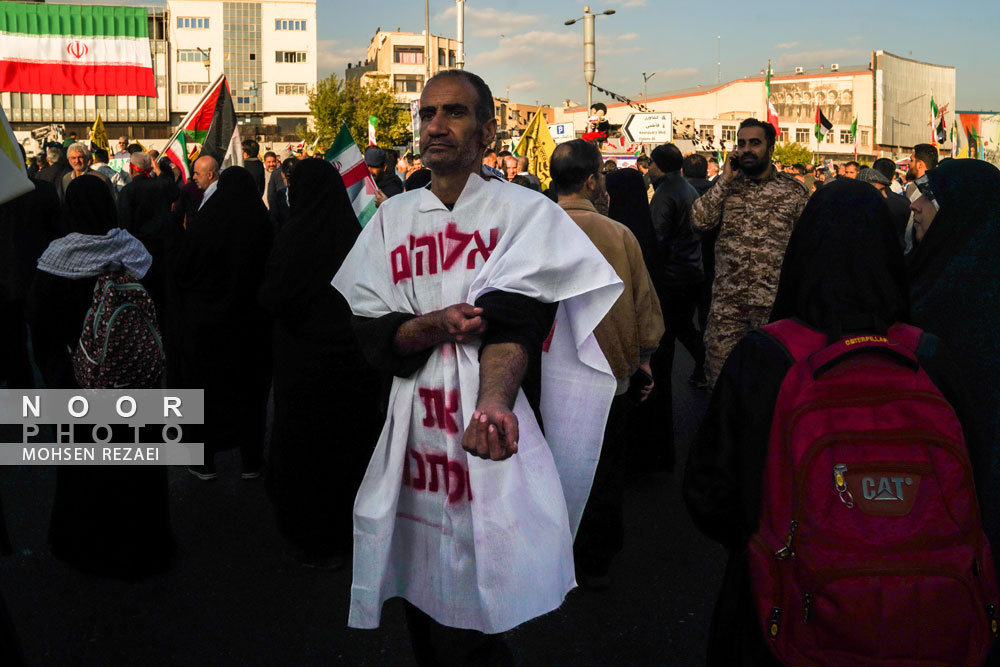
[1,66,999,666]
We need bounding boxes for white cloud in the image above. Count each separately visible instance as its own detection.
[775,42,799,50]
[619,0,648,7]
[618,32,641,42]
[658,67,699,79]
[775,48,865,69]
[436,6,544,39]
[317,39,367,79]
[509,80,540,91]
[469,30,578,67]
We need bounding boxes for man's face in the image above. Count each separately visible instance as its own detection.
[911,156,927,178]
[67,150,88,173]
[413,158,423,170]
[418,77,494,175]
[264,155,278,172]
[736,126,772,176]
[504,156,518,180]
[192,161,216,190]
[483,153,497,169]
[910,194,937,241]
[368,164,385,179]
[118,138,128,152]
[707,161,719,177]
[843,164,858,179]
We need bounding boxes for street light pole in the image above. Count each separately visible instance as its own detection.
[565,7,615,113]
[642,71,655,102]
[455,0,465,70]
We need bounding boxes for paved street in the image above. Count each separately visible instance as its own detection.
[0,349,724,666]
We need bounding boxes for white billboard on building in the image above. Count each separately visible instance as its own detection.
[874,50,955,150]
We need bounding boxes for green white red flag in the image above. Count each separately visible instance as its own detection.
[368,115,378,146]
[765,62,780,138]
[0,3,154,96]
[814,107,833,142]
[163,130,190,183]
[326,121,377,227]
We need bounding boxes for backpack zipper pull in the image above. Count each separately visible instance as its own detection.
[834,463,855,508]
[768,607,782,640]
[988,603,998,636]
[774,520,798,560]
[803,592,813,624]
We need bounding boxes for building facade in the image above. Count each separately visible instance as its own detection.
[166,0,317,137]
[3,0,316,146]
[345,30,460,105]
[553,51,956,161]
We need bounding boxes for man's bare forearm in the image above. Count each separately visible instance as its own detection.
[393,312,448,356]
[477,342,528,409]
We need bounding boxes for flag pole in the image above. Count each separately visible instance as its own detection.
[164,73,228,151]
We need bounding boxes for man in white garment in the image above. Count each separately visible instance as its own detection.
[333,69,622,664]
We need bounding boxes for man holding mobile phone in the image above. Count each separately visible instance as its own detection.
[691,118,809,388]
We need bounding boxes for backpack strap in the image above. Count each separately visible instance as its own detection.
[759,319,829,363]
[887,322,923,353]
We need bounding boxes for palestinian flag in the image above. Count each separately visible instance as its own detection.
[0,3,155,96]
[325,121,377,227]
[814,107,832,142]
[173,74,242,170]
[163,130,190,182]
[930,95,948,145]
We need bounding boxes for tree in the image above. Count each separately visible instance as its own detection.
[301,74,412,151]
[772,142,813,166]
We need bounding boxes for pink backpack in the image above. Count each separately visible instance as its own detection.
[749,319,998,666]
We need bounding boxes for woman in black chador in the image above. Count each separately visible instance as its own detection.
[27,174,174,579]
[171,166,272,479]
[260,158,380,568]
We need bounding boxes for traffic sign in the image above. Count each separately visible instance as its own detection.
[548,123,575,144]
[621,112,673,144]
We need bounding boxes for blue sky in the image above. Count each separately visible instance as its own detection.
[319,0,999,111]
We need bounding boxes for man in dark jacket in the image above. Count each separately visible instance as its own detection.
[365,146,404,201]
[35,146,70,200]
[872,158,912,247]
[649,143,706,382]
[242,139,266,196]
[682,153,715,386]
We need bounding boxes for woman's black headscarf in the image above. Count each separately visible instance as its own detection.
[905,159,1000,546]
[63,174,116,236]
[605,167,657,269]
[260,158,360,320]
[769,177,908,338]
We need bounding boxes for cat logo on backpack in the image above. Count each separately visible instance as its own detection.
[845,469,922,517]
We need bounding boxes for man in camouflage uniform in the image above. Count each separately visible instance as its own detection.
[691,118,809,387]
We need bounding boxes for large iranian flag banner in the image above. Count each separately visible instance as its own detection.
[0,2,155,96]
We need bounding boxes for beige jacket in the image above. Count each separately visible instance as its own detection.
[559,198,664,393]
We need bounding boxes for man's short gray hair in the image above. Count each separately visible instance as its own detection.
[67,142,91,161]
[130,151,152,171]
[46,147,62,163]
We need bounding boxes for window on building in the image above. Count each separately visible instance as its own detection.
[177,49,209,63]
[438,48,445,66]
[276,83,307,95]
[779,127,790,141]
[795,127,810,143]
[861,130,869,145]
[275,19,306,31]
[394,74,423,93]
[839,130,853,144]
[721,125,736,141]
[275,51,307,63]
[179,82,208,95]
[177,17,210,29]
[236,96,251,105]
[449,50,456,67]
[825,131,833,143]
[394,46,423,65]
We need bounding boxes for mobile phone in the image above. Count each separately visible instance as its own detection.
[729,153,741,172]
[626,367,654,404]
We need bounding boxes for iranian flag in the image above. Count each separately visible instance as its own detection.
[368,115,378,146]
[325,121,377,227]
[163,130,190,182]
[0,3,155,96]
[164,74,242,179]
[814,106,833,142]
[765,62,780,138]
